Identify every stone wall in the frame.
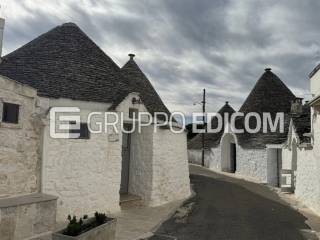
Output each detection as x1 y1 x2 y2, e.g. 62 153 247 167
0 76 40 198
42 99 122 222
0 194 57 240
236 147 268 183
151 128 190 206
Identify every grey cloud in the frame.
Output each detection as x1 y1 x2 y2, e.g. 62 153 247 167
2 0 320 114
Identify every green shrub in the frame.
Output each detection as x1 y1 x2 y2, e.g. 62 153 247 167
64 215 84 236
95 211 107 225
64 212 109 236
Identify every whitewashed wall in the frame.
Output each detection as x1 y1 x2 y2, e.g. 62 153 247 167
189 145 269 183
209 147 222 170
282 148 293 170
310 69 320 96
42 98 122 222
282 122 299 171
236 147 268 183
295 104 320 215
266 148 281 187
295 148 320 215
0 76 40 198
188 147 221 170
42 93 191 221
151 128 190 206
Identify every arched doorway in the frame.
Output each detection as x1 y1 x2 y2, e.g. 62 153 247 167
221 133 237 173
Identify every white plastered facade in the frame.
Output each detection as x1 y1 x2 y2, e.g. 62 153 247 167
40 92 190 222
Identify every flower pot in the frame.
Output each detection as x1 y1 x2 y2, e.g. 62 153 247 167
52 218 116 240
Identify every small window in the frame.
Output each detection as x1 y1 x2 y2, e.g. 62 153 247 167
2 102 20 124
129 108 139 119
69 122 90 139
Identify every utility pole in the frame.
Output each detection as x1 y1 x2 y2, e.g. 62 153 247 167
201 88 206 167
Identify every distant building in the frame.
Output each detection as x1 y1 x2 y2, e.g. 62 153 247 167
189 69 297 185
281 64 320 215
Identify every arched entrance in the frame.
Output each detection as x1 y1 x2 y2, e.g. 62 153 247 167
221 133 237 173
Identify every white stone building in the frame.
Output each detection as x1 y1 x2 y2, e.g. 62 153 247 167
0 22 190 239
188 68 297 186
281 64 320 215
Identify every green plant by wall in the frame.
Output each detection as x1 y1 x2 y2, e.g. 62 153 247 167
64 215 84 236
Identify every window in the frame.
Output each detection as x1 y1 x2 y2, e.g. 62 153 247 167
2 102 20 124
69 122 90 139
129 108 139 119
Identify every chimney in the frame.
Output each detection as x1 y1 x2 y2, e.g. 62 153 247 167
0 18 4 57
291 97 303 115
128 53 135 60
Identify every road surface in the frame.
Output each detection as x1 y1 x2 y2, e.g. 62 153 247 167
154 165 318 240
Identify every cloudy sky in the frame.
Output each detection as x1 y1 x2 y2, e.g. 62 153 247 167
1 0 320 114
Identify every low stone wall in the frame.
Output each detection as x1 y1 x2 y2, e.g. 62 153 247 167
189 146 268 183
0 193 57 240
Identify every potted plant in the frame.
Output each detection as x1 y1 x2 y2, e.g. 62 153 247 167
52 212 116 240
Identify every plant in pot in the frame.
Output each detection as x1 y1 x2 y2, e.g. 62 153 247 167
52 212 116 240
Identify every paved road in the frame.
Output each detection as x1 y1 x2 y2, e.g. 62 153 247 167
154 165 318 240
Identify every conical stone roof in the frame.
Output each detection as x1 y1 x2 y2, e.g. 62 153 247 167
0 23 172 117
114 56 171 118
0 23 126 103
236 68 296 148
240 68 296 114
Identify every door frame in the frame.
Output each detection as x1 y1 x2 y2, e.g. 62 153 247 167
120 124 132 194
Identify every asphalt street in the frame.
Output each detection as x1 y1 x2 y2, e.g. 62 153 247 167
154 166 318 240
